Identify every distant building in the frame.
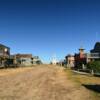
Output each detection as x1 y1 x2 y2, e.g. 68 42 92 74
31 56 42 65
51 59 57 65
51 54 57 65
74 47 87 69
66 48 86 68
0 43 42 68
13 54 32 66
74 42 100 68
65 48 86 69
65 42 100 69
65 54 75 68
10 54 42 66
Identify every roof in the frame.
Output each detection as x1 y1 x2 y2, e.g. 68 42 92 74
94 42 100 49
15 54 32 58
65 54 74 58
91 42 100 53
0 44 10 49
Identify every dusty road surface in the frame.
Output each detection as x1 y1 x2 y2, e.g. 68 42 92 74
0 65 92 100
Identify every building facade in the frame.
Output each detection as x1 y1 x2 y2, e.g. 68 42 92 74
0 44 10 57
14 54 33 66
65 54 75 68
66 42 100 69
74 47 87 69
31 56 42 65
10 54 42 67
86 42 100 63
0 44 10 67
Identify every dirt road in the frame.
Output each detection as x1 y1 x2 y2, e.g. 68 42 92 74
0 65 92 100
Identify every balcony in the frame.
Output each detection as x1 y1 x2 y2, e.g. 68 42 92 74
87 53 100 58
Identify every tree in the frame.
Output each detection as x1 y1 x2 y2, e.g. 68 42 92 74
87 61 100 73
36 60 42 64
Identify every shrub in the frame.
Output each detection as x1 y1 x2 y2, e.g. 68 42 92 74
87 61 100 73
36 60 42 64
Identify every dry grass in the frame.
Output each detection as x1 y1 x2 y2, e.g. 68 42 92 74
0 65 94 100
65 69 100 100
0 67 35 76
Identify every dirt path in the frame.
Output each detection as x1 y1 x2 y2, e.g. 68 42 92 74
0 65 92 100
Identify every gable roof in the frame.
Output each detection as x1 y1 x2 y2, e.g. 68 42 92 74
91 42 100 53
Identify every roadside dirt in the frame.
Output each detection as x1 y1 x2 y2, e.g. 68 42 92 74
0 65 93 100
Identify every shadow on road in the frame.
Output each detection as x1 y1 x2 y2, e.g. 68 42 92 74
82 84 100 93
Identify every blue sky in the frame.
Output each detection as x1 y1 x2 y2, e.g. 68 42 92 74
0 0 100 63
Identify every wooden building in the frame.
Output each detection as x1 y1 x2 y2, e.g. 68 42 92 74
12 54 33 66
0 44 10 67
86 42 100 63
11 54 42 66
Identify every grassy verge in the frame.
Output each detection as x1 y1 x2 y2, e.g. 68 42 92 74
65 69 100 100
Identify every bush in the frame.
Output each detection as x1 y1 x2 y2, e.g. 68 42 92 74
36 60 42 64
87 61 100 73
